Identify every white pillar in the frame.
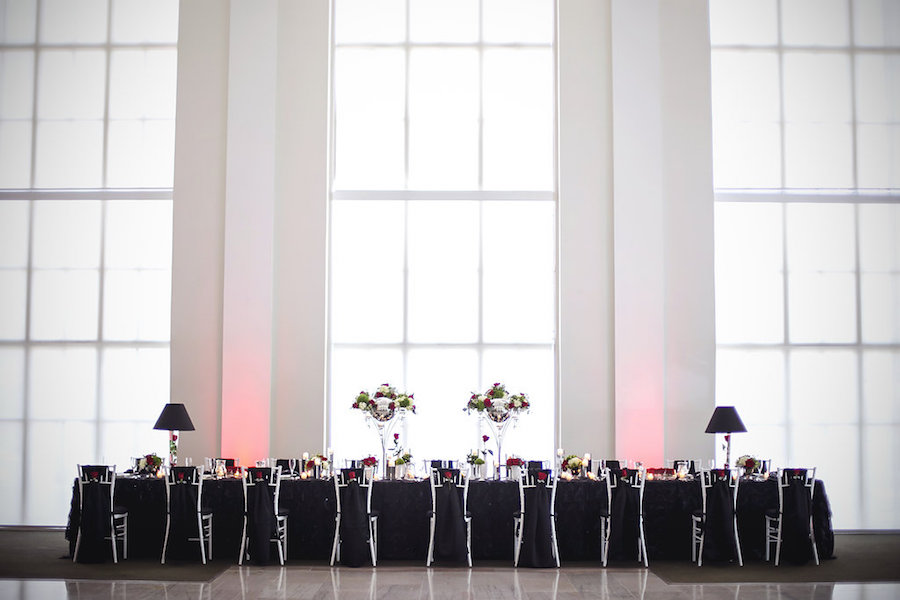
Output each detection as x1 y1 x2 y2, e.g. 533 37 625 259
219 0 278 464
611 0 716 464
559 0 716 466
170 0 230 463
171 0 330 465
558 0 616 458
270 0 330 457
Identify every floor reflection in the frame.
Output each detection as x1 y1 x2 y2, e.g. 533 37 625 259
0 566 897 600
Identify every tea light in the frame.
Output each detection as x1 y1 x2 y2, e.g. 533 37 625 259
300 471 309 480
156 469 165 478
587 471 596 480
646 472 655 480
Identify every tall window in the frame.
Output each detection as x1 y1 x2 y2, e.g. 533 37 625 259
329 0 557 467
0 0 178 525
710 0 899 529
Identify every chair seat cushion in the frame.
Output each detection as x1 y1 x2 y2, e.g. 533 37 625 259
112 505 128 516
764 508 780 519
200 507 214 516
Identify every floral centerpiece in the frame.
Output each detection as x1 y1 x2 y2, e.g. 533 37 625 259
736 455 759 473
138 453 163 475
465 383 530 479
465 383 530 423
304 453 329 471
352 383 416 477
562 454 583 475
353 383 416 422
361 456 378 468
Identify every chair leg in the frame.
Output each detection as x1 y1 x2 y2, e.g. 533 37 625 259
550 515 560 568
513 518 523 567
697 530 705 567
369 517 377 567
162 512 171 564
121 515 127 560
72 527 81 563
426 515 436 566
638 516 649 567
466 519 472 568
774 518 783 567
196 512 206 565
600 517 609 567
238 516 248 565
110 514 118 564
733 516 743 567
330 514 340 566
208 515 214 560
809 516 819 566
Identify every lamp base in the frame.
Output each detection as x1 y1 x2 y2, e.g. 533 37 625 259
168 430 178 467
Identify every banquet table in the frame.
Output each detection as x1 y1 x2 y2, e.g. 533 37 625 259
66 474 833 565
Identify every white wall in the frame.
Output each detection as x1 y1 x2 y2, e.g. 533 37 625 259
171 0 715 466
172 0 329 464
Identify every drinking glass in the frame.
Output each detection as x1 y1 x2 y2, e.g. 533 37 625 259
289 458 297 475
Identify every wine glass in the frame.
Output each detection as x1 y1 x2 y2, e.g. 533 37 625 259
289 458 297 476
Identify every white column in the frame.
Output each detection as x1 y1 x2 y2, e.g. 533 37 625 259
557 0 616 458
270 0 330 457
611 0 667 465
170 0 230 463
559 0 716 466
611 0 716 464
219 0 278 464
658 0 717 461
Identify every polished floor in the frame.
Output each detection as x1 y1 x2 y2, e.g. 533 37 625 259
2 566 899 600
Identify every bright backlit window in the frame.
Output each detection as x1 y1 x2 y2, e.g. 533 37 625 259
329 0 557 469
710 0 900 529
0 0 178 526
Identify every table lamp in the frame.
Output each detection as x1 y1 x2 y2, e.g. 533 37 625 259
704 406 746 468
153 403 195 467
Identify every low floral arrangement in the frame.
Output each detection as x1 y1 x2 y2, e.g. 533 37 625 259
736 455 759 473
506 457 524 467
353 383 416 422
361 456 378 468
465 383 530 422
467 435 493 465
305 454 329 470
466 452 485 466
562 454 583 472
394 452 413 465
138 453 163 475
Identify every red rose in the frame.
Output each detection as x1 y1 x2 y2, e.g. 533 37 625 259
444 471 452 479
482 435 490 443
388 402 396 410
537 471 547 481
484 398 492 407
394 433 399 440
348 470 356 479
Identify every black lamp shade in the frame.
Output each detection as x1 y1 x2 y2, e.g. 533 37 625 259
704 406 747 434
153 403 195 431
